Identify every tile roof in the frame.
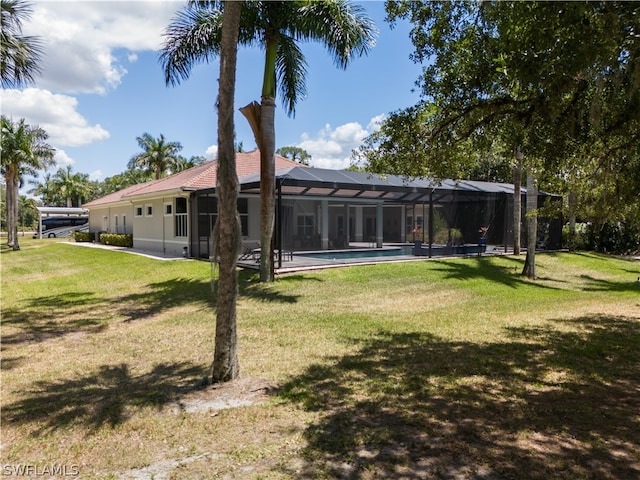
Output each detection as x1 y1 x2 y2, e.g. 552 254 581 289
84 150 302 207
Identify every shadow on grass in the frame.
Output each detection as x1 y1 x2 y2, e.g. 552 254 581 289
1 291 109 345
278 314 640 479
430 255 560 290
118 277 215 322
237 270 307 304
3 272 301 346
2 361 206 434
578 274 640 293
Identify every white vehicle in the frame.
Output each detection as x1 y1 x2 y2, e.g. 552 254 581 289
34 216 88 238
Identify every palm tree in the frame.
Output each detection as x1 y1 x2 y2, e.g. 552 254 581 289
0 0 43 88
172 155 207 174
128 133 183 180
52 165 91 207
161 0 377 281
18 194 38 234
28 172 57 205
210 0 242 383
1 115 55 249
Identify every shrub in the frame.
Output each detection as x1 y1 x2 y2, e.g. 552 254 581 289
73 231 95 243
585 221 640 255
100 233 133 248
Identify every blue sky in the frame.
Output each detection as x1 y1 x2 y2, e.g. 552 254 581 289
3 1 423 184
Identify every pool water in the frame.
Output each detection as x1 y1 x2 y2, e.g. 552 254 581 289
297 246 414 260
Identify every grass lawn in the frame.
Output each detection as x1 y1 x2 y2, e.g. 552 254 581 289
1 237 639 479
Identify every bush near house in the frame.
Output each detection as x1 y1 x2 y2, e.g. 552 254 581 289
99 233 133 248
73 231 95 243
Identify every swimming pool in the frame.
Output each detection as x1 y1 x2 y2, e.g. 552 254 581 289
297 246 414 260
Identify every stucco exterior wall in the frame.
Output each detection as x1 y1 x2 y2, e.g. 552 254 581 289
131 197 188 257
88 204 134 236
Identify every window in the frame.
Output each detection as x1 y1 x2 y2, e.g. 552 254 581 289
237 198 248 236
145 204 153 217
164 202 173 216
114 215 119 233
123 215 127 234
175 197 187 237
135 206 143 217
176 197 187 214
297 215 314 237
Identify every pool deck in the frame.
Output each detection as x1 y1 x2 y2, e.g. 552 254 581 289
68 241 510 274
238 243 510 274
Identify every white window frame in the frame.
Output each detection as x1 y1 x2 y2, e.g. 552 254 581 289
145 204 153 217
135 205 143 218
164 201 173 217
297 214 315 237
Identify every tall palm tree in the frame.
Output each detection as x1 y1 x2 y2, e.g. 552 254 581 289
52 165 91 207
1 115 55 249
128 133 183 180
28 172 57 205
210 0 242 383
0 0 43 88
161 0 377 281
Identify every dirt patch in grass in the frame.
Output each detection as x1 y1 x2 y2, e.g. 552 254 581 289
167 376 278 414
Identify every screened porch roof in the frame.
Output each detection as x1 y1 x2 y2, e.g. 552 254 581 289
235 166 556 203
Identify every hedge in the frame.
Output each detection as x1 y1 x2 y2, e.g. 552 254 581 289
100 233 133 248
73 231 95 243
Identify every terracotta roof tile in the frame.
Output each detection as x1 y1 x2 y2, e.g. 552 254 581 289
84 150 303 207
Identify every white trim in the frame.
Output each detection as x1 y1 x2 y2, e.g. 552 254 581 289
164 201 173 217
145 204 153 217
134 205 143 218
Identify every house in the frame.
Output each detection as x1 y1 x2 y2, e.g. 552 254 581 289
83 149 563 260
83 150 302 257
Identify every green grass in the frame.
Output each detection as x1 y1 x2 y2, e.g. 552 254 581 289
2 238 639 479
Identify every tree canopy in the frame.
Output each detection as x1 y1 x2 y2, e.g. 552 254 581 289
357 1 639 254
1 116 55 249
128 133 184 180
276 146 311 166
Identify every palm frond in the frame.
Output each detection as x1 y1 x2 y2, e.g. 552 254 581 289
276 35 308 116
295 0 377 69
160 5 224 86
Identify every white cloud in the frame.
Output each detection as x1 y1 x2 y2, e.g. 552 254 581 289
54 149 74 167
296 116 383 169
24 1 181 94
205 144 218 160
2 88 110 147
367 113 387 132
89 170 103 181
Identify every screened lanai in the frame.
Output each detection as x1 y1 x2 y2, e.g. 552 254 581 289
189 166 562 263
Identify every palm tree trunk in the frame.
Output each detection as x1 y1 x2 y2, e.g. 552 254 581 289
11 177 20 250
522 166 538 279
211 0 241 383
513 145 522 255
259 95 276 282
5 169 18 248
258 36 278 282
